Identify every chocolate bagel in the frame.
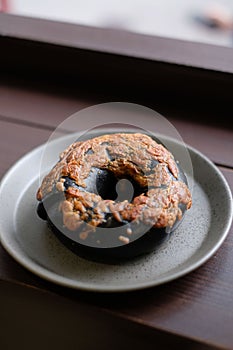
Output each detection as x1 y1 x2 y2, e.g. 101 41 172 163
37 132 192 262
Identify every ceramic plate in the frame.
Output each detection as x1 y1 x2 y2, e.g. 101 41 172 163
0 134 232 292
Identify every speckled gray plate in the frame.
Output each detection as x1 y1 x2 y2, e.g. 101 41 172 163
0 134 232 292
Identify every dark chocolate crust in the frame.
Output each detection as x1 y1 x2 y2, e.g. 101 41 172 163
37 133 192 248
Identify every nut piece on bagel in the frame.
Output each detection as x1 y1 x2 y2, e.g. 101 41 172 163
37 132 192 262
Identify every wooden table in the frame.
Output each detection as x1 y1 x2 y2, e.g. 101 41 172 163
0 19 233 350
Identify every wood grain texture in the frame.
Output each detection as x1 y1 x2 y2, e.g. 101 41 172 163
169 118 233 168
0 80 232 169
0 82 90 129
0 120 53 178
1 12 233 74
0 281 216 350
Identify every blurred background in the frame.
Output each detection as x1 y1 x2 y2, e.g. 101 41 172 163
1 0 233 47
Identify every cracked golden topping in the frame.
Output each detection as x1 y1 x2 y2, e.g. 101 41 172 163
37 133 192 235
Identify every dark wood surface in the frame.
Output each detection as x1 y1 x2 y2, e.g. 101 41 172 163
0 73 233 349
1 12 233 73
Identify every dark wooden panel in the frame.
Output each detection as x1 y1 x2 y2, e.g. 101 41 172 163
0 120 53 178
169 117 233 168
0 281 215 350
0 82 89 129
1 35 233 112
0 80 232 168
1 12 233 74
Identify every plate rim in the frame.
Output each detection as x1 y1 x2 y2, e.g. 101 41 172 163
0 134 232 293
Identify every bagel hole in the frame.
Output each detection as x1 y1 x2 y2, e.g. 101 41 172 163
95 169 118 200
62 169 148 202
96 169 148 202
